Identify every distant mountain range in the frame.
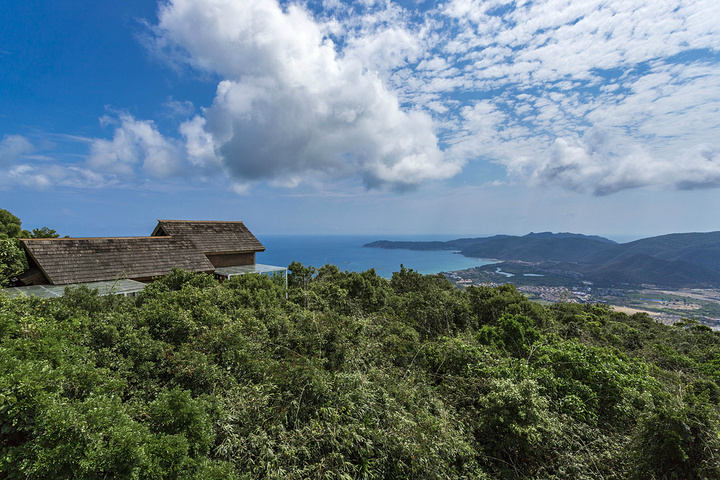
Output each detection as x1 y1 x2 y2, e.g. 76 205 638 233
364 232 720 288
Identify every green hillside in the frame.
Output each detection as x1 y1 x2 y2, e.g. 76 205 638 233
2 265 720 479
366 231 720 288
581 253 720 287
585 232 720 272
460 236 614 262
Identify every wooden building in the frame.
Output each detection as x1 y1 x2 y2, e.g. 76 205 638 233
151 220 265 268
8 221 282 298
20 236 214 286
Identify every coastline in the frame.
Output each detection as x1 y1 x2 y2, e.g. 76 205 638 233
255 234 493 278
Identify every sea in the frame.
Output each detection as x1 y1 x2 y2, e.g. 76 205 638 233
254 234 496 279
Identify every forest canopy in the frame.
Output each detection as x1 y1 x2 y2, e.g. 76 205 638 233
1 264 720 479
0 208 60 287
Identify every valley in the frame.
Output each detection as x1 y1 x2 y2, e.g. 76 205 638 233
367 231 720 328
442 261 720 328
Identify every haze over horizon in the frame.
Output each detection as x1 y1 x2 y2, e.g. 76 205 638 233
1 0 719 239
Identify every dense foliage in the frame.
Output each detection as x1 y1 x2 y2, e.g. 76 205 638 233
2 264 720 479
0 208 60 286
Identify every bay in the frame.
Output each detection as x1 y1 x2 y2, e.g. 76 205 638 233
255 234 495 278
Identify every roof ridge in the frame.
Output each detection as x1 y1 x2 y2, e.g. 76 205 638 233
22 236 174 241
157 220 246 224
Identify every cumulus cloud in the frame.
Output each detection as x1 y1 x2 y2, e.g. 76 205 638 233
674 144 720 190
153 0 461 189
507 128 720 195
1 114 213 191
180 115 222 171
88 113 185 177
7 0 720 197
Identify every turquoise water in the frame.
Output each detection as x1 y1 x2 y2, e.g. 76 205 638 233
255 235 494 278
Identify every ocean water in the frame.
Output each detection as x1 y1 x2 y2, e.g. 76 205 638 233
255 234 494 278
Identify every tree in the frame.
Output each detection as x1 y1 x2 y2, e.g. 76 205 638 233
25 227 60 238
0 209 22 239
0 239 27 286
632 393 720 479
0 209 63 286
3 264 720 478
1 208 61 239
288 261 316 289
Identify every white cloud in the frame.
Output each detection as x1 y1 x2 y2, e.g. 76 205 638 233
2 164 53 190
0 159 113 192
10 164 110 190
88 113 185 177
423 0 720 194
345 25 423 76
153 0 461 190
506 128 720 195
7 0 720 199
674 144 720 190
0 135 110 190
1 114 222 191
444 0 720 80
163 97 195 118
180 115 222 170
0 135 34 166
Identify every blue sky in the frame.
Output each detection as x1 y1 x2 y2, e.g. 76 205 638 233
1 0 719 240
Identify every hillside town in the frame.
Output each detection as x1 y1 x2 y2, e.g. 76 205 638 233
442 267 720 329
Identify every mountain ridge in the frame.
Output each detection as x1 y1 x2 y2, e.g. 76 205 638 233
364 231 720 288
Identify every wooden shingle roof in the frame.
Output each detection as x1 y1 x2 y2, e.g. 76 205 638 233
22 236 215 285
152 220 265 254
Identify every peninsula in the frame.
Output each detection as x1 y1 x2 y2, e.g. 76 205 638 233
366 231 720 327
